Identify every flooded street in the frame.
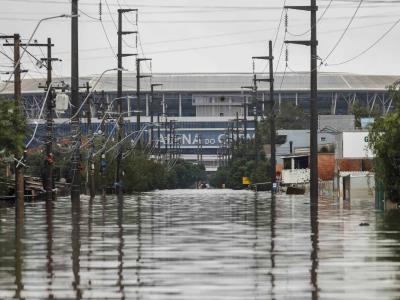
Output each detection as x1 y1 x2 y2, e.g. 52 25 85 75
0 189 400 299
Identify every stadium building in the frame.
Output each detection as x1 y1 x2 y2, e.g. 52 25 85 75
1 72 398 171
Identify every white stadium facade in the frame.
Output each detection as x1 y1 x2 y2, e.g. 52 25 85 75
1 72 398 171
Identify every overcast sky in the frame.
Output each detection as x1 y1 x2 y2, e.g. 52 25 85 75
1 0 400 80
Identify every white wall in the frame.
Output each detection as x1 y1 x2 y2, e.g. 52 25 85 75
342 132 374 158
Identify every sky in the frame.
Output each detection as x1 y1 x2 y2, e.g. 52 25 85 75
1 0 400 81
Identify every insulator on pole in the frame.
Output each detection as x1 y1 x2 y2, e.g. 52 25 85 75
99 0 102 21
285 10 288 32
285 46 289 63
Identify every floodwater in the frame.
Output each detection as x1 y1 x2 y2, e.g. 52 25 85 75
0 190 400 299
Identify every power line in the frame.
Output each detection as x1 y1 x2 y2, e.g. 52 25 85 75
325 16 400 66
287 0 334 37
272 0 287 51
322 0 364 63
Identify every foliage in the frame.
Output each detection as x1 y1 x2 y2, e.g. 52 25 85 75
349 101 381 128
0 100 27 156
369 85 400 203
168 160 206 189
259 102 309 144
91 148 206 192
210 139 270 189
0 100 28 195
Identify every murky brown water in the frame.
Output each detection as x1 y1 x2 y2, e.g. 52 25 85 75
0 189 400 299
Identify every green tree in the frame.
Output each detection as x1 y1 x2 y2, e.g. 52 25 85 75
350 101 380 128
259 102 309 144
0 100 27 195
0 100 27 156
369 85 400 203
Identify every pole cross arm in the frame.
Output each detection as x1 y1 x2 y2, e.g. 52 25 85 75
118 9 138 13
285 40 318 46
252 56 273 60
241 86 253 90
120 53 137 57
284 5 318 11
151 83 163 87
0 35 14 39
120 31 138 35
138 58 152 62
256 78 272 83
19 43 54 47
40 58 61 61
140 75 152 78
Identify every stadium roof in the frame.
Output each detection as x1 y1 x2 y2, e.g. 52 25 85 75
1 72 399 94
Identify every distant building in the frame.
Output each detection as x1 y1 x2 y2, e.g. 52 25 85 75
0 72 397 171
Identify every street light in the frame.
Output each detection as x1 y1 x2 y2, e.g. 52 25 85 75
0 14 78 93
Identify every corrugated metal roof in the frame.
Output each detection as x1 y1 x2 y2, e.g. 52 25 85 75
1 72 398 94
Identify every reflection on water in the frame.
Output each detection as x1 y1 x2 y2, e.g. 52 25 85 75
0 190 400 299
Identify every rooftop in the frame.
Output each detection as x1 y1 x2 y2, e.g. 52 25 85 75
1 72 399 94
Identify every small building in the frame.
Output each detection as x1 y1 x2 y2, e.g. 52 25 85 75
281 154 310 185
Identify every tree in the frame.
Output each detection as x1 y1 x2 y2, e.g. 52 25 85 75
349 101 380 128
369 84 400 203
0 100 27 195
259 102 309 144
0 100 27 156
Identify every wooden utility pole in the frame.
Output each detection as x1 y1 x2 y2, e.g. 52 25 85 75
44 38 54 201
253 40 276 193
268 41 276 194
85 82 95 198
136 57 152 134
285 0 319 204
116 8 137 194
2 34 25 208
150 84 163 149
71 0 81 202
13 34 24 210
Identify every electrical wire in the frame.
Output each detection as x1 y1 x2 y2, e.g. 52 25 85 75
272 0 287 51
325 16 400 66
322 0 364 64
287 0 334 37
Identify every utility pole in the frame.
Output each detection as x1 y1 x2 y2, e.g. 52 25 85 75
164 116 168 162
85 82 95 198
253 40 276 193
40 38 56 201
71 0 80 202
2 34 25 208
285 0 318 204
44 38 54 202
235 112 240 149
252 74 259 161
241 87 252 143
136 58 152 135
157 114 161 160
116 8 137 195
11 34 24 209
150 84 163 149
13 34 24 208
269 41 276 194
6 38 60 201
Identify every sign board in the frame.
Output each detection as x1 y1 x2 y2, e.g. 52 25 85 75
342 132 374 158
159 130 255 148
360 118 375 129
242 177 250 185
